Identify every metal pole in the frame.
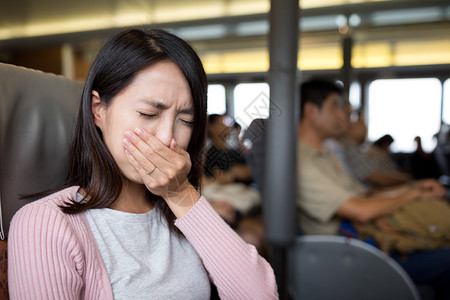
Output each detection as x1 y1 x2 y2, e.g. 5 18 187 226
265 0 299 298
342 36 353 96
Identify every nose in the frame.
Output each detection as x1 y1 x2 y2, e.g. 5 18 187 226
154 117 174 147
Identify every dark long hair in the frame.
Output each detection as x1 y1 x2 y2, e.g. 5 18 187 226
61 29 207 234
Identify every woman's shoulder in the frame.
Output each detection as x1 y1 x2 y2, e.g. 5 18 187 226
9 186 90 249
11 186 80 224
35 186 79 205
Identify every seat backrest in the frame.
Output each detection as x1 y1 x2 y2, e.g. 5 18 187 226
433 123 450 178
436 123 450 145
243 118 268 194
288 235 420 300
0 63 83 240
0 63 82 298
434 144 450 177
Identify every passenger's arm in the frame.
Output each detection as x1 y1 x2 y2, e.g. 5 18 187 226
336 187 422 223
210 164 253 184
370 178 446 199
364 170 411 187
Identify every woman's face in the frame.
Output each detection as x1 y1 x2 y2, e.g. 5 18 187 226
92 61 194 183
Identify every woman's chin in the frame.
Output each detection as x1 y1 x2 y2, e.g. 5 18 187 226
121 171 145 186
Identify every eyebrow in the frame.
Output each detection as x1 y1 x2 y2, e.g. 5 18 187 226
139 99 194 114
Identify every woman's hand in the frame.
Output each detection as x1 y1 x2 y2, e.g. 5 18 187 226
122 128 200 218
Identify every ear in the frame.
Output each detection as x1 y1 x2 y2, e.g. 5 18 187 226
91 90 105 130
303 102 318 120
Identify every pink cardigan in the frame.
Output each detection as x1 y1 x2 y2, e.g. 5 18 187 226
8 186 278 299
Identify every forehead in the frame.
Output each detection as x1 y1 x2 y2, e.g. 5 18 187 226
117 61 193 108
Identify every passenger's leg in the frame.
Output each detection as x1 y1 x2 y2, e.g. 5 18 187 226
392 247 450 300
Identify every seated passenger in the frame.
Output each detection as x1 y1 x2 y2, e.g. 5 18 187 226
366 134 403 173
411 135 441 179
202 114 260 215
203 114 265 255
8 29 277 300
325 108 411 188
204 114 253 184
297 79 450 299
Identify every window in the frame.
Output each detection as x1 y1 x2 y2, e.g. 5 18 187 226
233 83 270 130
207 84 226 115
367 78 441 152
349 81 361 110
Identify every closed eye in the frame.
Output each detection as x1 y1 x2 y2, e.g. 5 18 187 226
138 111 157 119
180 118 194 126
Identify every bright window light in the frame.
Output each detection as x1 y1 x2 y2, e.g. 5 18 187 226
207 84 226 115
367 78 442 153
349 81 361 110
233 83 270 130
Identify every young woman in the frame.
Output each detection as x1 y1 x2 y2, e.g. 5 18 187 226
8 29 278 299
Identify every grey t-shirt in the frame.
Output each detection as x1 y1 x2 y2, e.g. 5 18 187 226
83 196 210 299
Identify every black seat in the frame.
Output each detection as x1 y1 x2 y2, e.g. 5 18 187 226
0 63 83 299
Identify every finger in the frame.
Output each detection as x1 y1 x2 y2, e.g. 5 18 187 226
170 138 185 154
124 131 189 191
131 129 190 174
123 136 157 175
169 138 192 169
125 149 174 197
135 128 189 164
125 148 156 178
124 130 173 171
125 147 169 185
